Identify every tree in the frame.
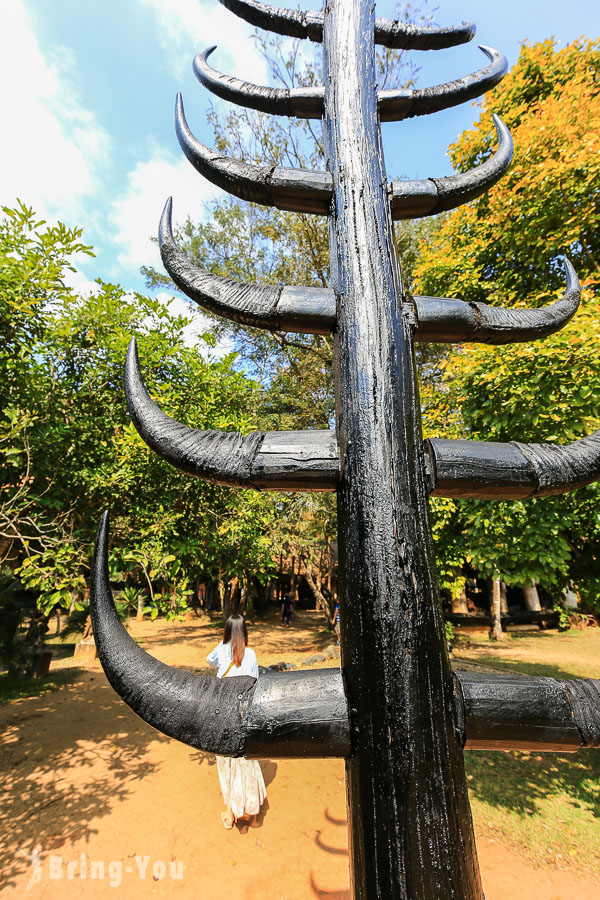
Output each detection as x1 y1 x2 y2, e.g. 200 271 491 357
415 39 600 607
0 203 279 622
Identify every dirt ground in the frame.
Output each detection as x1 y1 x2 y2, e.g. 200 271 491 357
1 611 598 899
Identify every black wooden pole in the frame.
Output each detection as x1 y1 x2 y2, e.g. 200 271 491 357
323 2 483 896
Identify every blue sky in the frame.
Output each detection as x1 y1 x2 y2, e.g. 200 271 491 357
2 0 599 317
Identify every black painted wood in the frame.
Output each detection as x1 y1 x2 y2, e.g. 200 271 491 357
125 345 600 500
159 210 580 345
125 338 338 490
244 669 350 757
390 114 513 219
175 92 511 222
89 522 600 759
217 0 476 50
193 45 506 123
323 3 483 897
175 93 332 215
456 673 582 751
91 513 350 758
91 512 256 755
427 429 600 499
159 198 335 334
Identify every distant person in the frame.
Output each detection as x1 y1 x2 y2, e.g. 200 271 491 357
207 615 266 830
281 591 294 626
331 601 340 644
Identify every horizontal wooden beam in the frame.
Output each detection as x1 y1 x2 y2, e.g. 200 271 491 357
127 343 600 499
455 672 600 752
217 0 475 50
160 201 579 343
91 516 600 758
193 45 507 123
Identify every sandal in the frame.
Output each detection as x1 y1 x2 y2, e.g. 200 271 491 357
221 811 234 830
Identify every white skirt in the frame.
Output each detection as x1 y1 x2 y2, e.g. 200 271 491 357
216 755 267 819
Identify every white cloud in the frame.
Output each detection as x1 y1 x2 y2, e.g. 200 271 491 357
138 0 269 83
110 146 220 274
0 1 110 227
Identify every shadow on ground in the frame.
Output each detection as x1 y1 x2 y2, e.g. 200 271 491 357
465 748 600 819
0 673 166 889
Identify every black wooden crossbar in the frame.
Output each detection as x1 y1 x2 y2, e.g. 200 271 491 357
158 199 580 341
124 345 600 500
90 519 600 756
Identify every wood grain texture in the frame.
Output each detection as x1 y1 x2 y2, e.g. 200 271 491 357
323 2 483 897
125 343 600 502
244 668 350 757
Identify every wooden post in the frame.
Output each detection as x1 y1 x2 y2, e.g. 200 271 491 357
323 2 483 895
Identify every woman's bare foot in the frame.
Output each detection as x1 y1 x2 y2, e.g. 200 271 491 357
236 814 251 834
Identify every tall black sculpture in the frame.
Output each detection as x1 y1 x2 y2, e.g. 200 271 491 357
90 1 600 896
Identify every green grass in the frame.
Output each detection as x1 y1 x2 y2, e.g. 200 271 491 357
0 669 81 704
456 628 600 878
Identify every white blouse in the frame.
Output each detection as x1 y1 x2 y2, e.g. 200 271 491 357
207 641 259 679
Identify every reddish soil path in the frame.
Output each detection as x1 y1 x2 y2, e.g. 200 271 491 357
1 612 597 899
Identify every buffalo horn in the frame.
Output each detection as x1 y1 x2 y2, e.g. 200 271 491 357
159 198 335 333
217 0 475 50
390 114 513 219
415 259 580 344
90 512 351 757
125 339 339 490
175 93 332 214
194 45 506 123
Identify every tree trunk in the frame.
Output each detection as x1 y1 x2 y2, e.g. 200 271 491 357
324 3 483 895
216 577 225 614
136 593 145 620
523 578 541 611
290 557 299 604
500 580 509 615
489 577 504 641
452 588 469 615
303 561 331 622
224 576 239 619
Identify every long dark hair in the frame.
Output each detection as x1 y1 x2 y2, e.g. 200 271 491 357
223 614 248 667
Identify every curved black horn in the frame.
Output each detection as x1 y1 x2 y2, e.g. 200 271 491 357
160 206 577 343
91 512 350 757
379 46 508 122
159 198 335 333
175 93 332 214
126 339 339 490
415 259 581 344
193 47 324 118
390 114 513 219
125 338 263 487
514 428 600 497
217 0 475 50
159 197 279 329
194 45 506 123
92 516 595 755
218 0 324 41
427 423 600 500
90 511 255 754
